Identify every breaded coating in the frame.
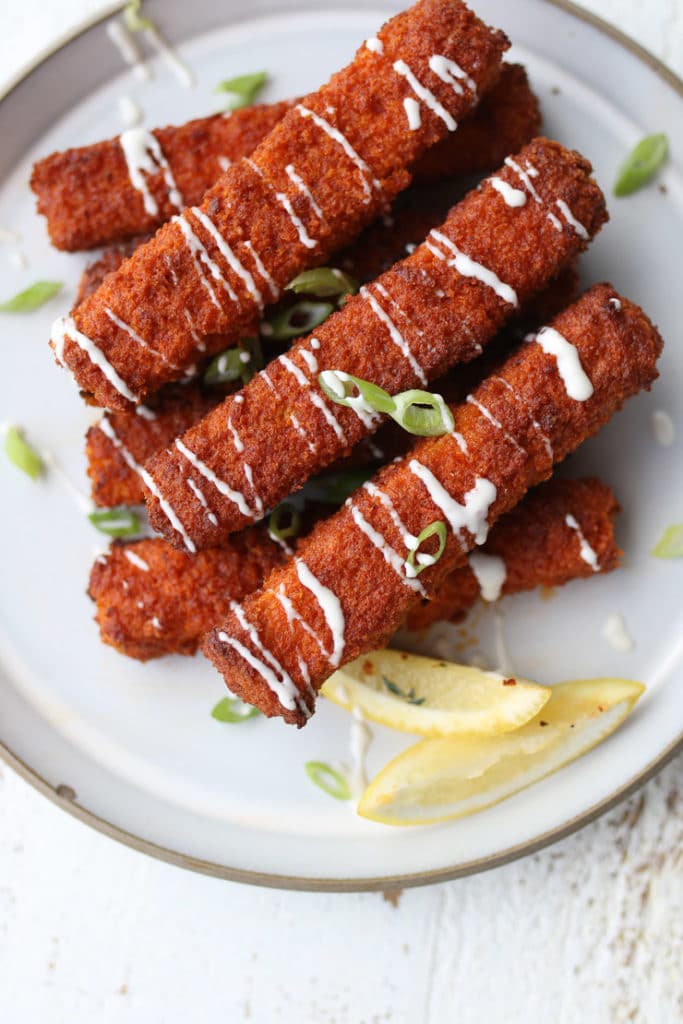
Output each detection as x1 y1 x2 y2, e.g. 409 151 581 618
50 0 509 409
145 138 607 552
33 63 536 253
88 530 283 660
87 476 616 661
405 476 620 629
202 284 663 725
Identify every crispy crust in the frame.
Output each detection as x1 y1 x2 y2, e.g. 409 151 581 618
50 0 509 409
88 530 283 661
145 138 607 551
405 476 620 629
202 284 663 726
32 63 537 253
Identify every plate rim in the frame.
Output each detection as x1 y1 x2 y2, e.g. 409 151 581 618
1 0 681 892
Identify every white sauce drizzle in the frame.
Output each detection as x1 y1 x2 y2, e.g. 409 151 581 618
427 230 518 307
290 412 317 454
118 94 143 128
300 348 319 375
565 513 600 571
218 606 306 714
652 410 675 447
190 207 261 305
361 285 427 385
363 481 418 550
493 376 554 460
409 461 496 546
106 20 151 81
136 404 156 421
296 104 381 202
142 24 195 88
280 355 347 444
273 585 326 656
349 706 373 799
119 128 183 218
489 176 527 207
125 550 150 572
186 477 218 526
532 327 594 401
285 164 325 222
318 370 379 430
403 98 422 130
602 613 634 652
295 559 345 667
104 307 177 369
217 156 231 172
172 213 230 310
493 606 514 675
52 316 138 404
151 616 162 630
428 54 477 97
609 297 622 311
175 438 254 519
556 199 589 239
468 552 506 601
466 395 526 455
393 60 457 132
347 502 427 597
274 189 317 249
242 241 279 301
98 417 196 553
365 36 383 54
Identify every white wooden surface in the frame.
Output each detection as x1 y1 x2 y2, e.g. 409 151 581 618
1 2 682 1021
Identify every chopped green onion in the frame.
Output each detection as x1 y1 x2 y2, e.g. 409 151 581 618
391 389 454 436
405 520 447 577
211 696 260 722
0 280 62 313
304 467 376 505
288 267 358 299
304 761 351 801
651 523 683 559
614 133 668 196
268 503 301 541
123 0 153 32
4 425 44 480
204 336 262 387
215 71 268 111
264 300 334 341
319 371 454 437
88 507 140 537
382 676 425 706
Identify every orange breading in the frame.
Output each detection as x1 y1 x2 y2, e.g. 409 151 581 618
202 284 663 726
50 0 509 410
405 477 620 629
87 476 616 661
145 138 606 552
32 63 538 253
88 529 283 661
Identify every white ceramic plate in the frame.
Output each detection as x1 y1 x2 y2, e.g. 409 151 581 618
1 0 681 890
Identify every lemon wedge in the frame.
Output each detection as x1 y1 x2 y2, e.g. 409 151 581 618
321 648 550 737
357 678 644 826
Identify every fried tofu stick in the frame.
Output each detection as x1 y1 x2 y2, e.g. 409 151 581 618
88 476 618 661
405 476 620 629
49 0 509 410
202 284 663 726
33 63 536 252
145 138 606 552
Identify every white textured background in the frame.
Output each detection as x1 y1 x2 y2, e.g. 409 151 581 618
1 3 682 1022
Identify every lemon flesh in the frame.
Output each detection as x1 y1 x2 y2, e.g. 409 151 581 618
321 648 550 737
358 678 645 825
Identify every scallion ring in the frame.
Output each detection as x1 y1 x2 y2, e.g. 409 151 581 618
268 503 301 542
318 370 395 416
88 507 140 537
390 390 454 437
123 0 153 31
204 348 243 386
303 467 377 505
264 300 334 341
614 133 668 196
287 267 358 299
405 521 447 577
304 761 351 801
651 523 683 559
211 696 260 722
4 425 44 480
0 280 62 313
214 71 268 111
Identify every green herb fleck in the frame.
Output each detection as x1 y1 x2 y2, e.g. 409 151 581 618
215 71 268 111
651 523 683 559
0 280 62 313
263 300 334 341
304 761 351 801
88 507 140 537
288 267 358 301
211 696 260 722
4 425 43 480
382 676 425 705
614 133 669 196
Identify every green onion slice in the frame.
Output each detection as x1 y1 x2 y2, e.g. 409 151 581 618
304 467 376 505
304 761 351 801
0 280 62 313
614 133 669 196
319 370 395 417
88 507 140 537
287 267 358 299
268 502 301 542
211 696 260 722
204 336 262 387
4 425 44 480
264 301 334 341
391 389 454 437
405 520 447 577
123 0 153 32
215 71 268 111
651 523 683 559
